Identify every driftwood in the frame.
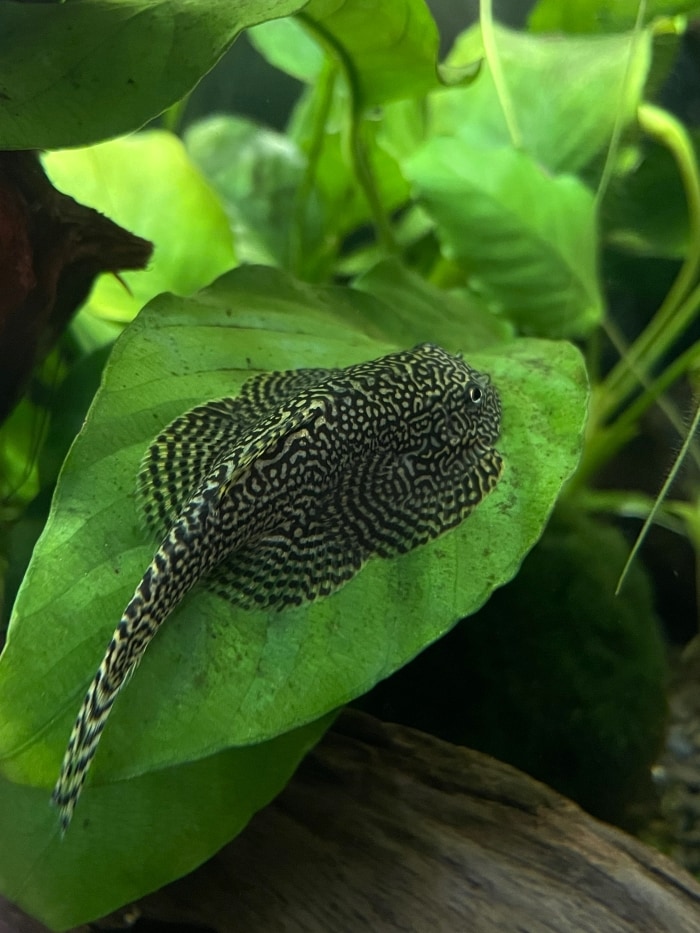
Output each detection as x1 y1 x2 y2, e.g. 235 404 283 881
116 711 700 933
0 150 152 425
4 710 700 932
0 901 86 933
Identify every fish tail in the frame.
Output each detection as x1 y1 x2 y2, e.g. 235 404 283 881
52 474 232 832
51 584 162 833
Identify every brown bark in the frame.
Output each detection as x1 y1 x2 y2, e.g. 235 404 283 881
136 711 700 933
4 711 700 933
0 151 152 424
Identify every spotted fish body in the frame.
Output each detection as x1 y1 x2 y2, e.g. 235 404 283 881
52 343 503 830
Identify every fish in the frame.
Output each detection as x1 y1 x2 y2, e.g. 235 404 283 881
51 342 503 831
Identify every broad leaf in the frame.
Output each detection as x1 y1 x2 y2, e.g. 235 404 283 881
249 16 327 82
185 115 327 275
0 715 333 931
253 0 446 106
528 0 700 33
406 139 603 339
353 258 515 348
0 264 587 793
0 0 307 149
44 132 236 327
431 22 651 175
0 265 587 930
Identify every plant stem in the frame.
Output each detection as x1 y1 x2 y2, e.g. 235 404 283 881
569 339 700 490
161 97 189 135
297 13 397 255
290 60 338 276
616 395 700 594
603 326 700 467
479 0 522 149
593 0 647 212
598 103 700 422
348 114 396 254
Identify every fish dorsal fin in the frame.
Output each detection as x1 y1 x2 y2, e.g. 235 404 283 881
137 366 337 538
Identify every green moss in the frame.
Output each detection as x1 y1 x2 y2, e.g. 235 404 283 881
361 508 668 824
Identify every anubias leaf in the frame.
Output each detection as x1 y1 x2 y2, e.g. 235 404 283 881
0 0 308 150
406 139 603 339
431 22 651 175
253 0 447 106
0 264 587 928
528 0 700 33
0 715 333 931
43 132 236 327
184 114 329 276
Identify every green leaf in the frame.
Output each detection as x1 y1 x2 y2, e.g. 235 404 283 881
0 264 587 795
528 0 700 33
43 131 236 325
184 114 326 275
353 258 515 348
406 139 603 339
0 715 333 931
0 401 45 512
300 0 442 105
601 138 690 259
249 16 327 82
431 22 652 175
287 78 410 247
253 0 445 106
0 0 308 149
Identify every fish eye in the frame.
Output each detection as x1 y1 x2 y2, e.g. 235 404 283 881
467 384 483 405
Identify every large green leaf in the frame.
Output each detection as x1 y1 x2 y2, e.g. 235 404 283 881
0 0 307 149
0 264 587 794
353 258 515 348
528 0 700 33
252 0 445 106
249 15 327 82
405 139 603 339
43 131 236 327
431 22 651 175
184 115 328 276
0 715 333 931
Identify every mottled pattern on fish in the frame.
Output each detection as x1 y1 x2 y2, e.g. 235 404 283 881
51 343 503 831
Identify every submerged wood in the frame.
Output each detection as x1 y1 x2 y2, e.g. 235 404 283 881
4 710 699 931
114 710 700 933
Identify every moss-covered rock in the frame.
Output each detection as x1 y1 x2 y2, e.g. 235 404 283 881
360 508 668 824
